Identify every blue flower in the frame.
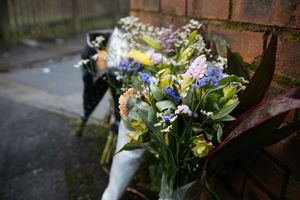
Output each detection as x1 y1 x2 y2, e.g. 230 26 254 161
163 87 181 102
211 77 219 87
198 77 210 87
138 72 151 85
118 57 142 74
161 114 174 122
191 84 197 89
207 66 223 79
197 66 224 88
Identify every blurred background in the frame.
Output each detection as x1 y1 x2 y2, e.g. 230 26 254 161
0 1 156 200
0 0 129 42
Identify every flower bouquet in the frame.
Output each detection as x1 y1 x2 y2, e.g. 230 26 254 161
113 17 300 199
105 17 300 199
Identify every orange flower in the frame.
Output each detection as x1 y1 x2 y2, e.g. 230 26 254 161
119 88 135 118
96 50 107 72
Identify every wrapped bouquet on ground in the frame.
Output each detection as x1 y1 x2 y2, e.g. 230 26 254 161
114 17 300 199
76 16 300 199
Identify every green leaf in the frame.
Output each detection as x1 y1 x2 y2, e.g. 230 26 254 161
150 80 165 101
188 30 198 42
178 47 195 62
219 75 245 86
156 100 176 111
234 33 278 116
116 143 145 154
219 115 236 122
182 76 195 91
143 35 161 50
147 106 155 122
211 102 239 120
216 124 223 143
203 84 226 100
136 100 150 111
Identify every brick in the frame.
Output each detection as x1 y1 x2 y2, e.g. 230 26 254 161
161 0 186 16
144 0 160 12
266 134 300 177
245 153 285 196
275 39 300 81
130 0 144 10
286 174 300 200
207 26 264 63
160 15 189 29
243 178 272 200
232 0 300 28
187 0 229 20
130 11 161 26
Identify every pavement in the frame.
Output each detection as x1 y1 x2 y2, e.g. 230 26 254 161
0 37 110 122
0 37 111 200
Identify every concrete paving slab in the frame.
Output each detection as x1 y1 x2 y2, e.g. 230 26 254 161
0 36 85 71
6 55 82 96
0 98 109 200
0 72 110 122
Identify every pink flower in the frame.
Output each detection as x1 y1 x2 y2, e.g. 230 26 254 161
175 104 193 117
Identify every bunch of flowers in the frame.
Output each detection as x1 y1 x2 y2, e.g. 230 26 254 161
76 16 300 199
114 17 248 198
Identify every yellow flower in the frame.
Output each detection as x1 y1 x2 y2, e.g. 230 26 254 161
126 50 153 66
129 117 148 133
119 88 135 118
126 131 143 143
192 135 214 158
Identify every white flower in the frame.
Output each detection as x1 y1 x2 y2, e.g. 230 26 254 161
200 110 214 117
74 59 89 68
92 36 105 48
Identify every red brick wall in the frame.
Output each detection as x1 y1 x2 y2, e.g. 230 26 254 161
130 0 300 199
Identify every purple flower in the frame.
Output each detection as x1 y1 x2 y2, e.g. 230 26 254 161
163 87 181 102
161 113 175 122
118 57 142 74
184 55 207 79
138 72 151 85
158 26 178 53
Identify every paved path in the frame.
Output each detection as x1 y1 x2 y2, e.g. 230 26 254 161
0 54 110 121
0 98 109 200
0 40 111 200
